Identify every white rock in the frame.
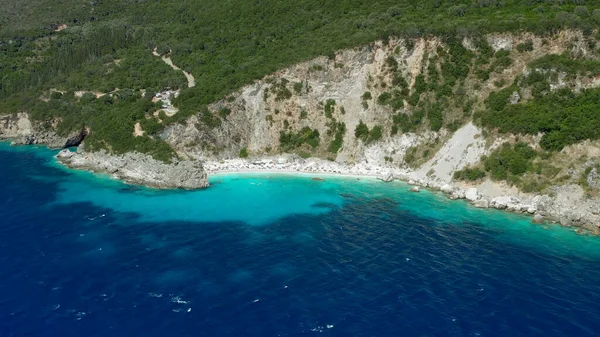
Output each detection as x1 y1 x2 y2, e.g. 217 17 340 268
473 199 489 208
465 188 480 201
440 184 454 194
410 186 420 192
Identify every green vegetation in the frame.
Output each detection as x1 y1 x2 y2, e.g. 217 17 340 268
279 127 320 152
479 85 600 151
454 142 539 184
324 99 336 118
293 82 303 94
354 121 370 142
484 142 537 181
219 108 232 119
272 79 293 101
453 168 486 181
239 147 249 158
327 121 347 154
391 110 425 135
427 103 444 131
516 40 534 52
2 0 600 158
528 53 600 77
354 121 383 144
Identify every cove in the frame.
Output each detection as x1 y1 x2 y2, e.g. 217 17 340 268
1 142 600 336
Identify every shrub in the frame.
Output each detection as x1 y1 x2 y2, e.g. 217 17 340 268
279 127 320 151
324 99 336 118
354 120 370 141
368 125 383 143
516 40 534 52
377 92 392 105
219 107 231 118
453 168 486 181
427 104 444 131
328 122 346 153
483 142 537 181
293 82 303 94
362 91 372 100
239 147 249 158
448 4 467 17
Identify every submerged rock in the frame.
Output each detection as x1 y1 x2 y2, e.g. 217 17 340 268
56 149 209 189
532 214 545 224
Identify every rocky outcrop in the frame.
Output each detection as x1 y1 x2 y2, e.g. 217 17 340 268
56 149 209 189
0 113 69 148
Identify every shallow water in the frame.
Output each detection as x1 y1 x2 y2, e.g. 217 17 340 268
1 142 600 336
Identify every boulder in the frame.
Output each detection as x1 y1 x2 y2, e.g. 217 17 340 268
587 167 599 189
440 184 454 194
473 199 489 208
509 91 521 105
410 186 420 192
532 214 545 224
380 173 394 182
465 188 480 201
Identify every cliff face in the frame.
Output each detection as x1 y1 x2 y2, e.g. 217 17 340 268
0 113 210 189
0 112 69 148
2 30 599 230
56 149 209 189
165 31 595 164
159 30 600 232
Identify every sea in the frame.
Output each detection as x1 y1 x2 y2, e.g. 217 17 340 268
1 142 600 336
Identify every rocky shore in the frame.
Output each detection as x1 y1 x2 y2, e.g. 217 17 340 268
56 149 209 189
205 155 600 235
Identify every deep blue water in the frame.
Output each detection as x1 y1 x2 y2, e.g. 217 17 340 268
2 143 600 336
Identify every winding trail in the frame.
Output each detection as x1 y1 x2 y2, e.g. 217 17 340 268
152 49 196 88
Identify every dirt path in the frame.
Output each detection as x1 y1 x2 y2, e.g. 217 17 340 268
153 49 196 88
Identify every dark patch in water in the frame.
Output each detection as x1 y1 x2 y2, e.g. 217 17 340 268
1 145 600 336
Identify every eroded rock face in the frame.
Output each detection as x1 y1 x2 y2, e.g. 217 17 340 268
587 168 600 189
0 113 67 148
56 149 209 189
63 128 88 148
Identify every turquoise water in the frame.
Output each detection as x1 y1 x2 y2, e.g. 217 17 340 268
2 141 600 336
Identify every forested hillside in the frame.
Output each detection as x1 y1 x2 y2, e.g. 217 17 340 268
1 0 600 159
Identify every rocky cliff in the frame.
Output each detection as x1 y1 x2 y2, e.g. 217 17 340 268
0 113 209 189
2 30 599 233
159 30 600 233
0 112 67 148
56 149 209 189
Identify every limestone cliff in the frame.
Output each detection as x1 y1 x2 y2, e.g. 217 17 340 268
160 30 600 233
56 149 209 189
3 30 599 232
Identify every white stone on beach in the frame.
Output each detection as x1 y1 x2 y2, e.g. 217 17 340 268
465 188 480 201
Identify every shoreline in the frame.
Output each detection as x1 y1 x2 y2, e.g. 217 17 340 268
203 158 600 236
208 169 382 180
1 140 598 236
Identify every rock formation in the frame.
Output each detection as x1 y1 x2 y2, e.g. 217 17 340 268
56 149 209 189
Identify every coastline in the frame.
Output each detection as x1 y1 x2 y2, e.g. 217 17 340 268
0 139 598 236
203 157 600 236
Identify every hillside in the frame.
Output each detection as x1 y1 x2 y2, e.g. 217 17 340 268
2 1 600 156
1 1 600 231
